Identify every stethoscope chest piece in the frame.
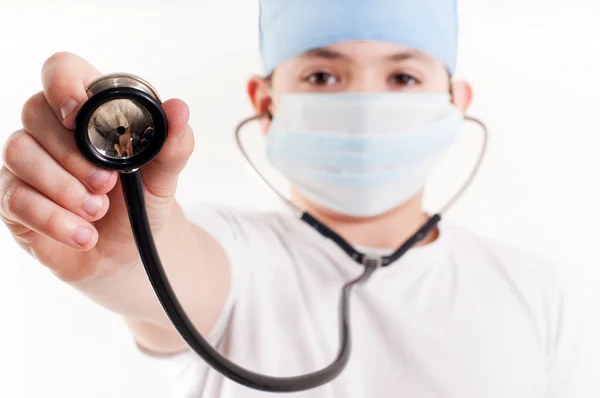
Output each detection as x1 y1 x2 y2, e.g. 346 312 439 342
74 73 168 172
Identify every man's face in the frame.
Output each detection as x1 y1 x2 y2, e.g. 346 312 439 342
246 40 472 217
248 40 470 118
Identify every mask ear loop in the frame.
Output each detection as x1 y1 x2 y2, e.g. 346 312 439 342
234 113 489 266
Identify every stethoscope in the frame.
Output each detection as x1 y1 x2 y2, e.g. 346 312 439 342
73 73 488 393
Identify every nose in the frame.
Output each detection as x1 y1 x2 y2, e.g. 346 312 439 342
346 69 387 92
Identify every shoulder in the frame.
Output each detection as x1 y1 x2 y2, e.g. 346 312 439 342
444 223 560 275
182 201 296 228
440 223 596 362
444 225 599 393
181 201 301 246
442 224 585 343
441 223 568 305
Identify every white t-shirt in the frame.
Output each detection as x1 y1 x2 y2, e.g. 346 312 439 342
149 204 598 397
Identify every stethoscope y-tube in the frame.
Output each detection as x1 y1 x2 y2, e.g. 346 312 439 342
74 74 488 393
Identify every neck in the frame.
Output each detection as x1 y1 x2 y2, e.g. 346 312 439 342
291 190 438 250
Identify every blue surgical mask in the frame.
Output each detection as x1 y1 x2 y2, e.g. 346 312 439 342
265 92 464 217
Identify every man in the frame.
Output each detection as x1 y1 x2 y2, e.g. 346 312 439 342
0 0 596 396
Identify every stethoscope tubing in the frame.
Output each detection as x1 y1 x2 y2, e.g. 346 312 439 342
76 81 489 393
121 170 378 392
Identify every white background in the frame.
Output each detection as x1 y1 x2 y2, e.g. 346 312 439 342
1 0 599 396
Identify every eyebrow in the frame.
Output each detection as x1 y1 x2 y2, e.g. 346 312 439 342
303 48 350 60
302 48 432 64
386 50 430 63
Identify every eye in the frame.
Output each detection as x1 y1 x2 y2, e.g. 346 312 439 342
389 73 419 87
306 72 339 86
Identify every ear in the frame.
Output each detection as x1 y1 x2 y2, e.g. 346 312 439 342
450 80 473 114
247 75 273 133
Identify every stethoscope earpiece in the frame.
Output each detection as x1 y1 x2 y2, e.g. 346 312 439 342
74 74 168 172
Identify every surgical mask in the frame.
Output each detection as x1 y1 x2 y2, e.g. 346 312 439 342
265 92 464 217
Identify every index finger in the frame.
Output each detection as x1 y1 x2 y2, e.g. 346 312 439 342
41 52 102 130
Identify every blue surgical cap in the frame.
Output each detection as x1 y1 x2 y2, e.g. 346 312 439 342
259 0 459 76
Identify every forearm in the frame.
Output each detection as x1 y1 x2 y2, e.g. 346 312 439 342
73 201 231 353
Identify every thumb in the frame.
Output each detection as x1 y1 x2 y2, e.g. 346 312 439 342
139 98 195 200
41 52 102 129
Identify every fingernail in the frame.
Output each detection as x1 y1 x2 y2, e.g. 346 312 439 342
82 194 103 217
72 226 93 247
60 98 79 120
87 169 111 190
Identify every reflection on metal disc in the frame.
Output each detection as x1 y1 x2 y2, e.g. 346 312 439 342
87 99 155 159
